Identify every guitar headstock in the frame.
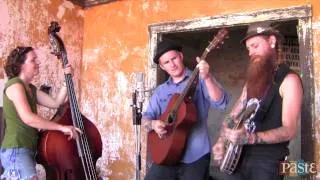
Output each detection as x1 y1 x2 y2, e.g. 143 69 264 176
200 28 228 60
207 28 229 51
48 21 67 65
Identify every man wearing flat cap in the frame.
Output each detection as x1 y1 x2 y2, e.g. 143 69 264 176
213 22 303 180
142 39 228 179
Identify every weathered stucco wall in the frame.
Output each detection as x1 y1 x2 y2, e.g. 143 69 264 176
0 0 84 111
0 0 84 179
82 0 320 179
1 0 320 179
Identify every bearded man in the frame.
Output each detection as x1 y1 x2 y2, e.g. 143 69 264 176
212 22 303 180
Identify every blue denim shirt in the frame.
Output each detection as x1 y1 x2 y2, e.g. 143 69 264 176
143 68 228 163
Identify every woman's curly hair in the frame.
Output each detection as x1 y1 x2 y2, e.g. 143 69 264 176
5 46 34 79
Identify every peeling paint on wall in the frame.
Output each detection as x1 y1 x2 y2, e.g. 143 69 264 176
83 1 320 179
0 0 83 179
57 0 75 19
2 0 320 179
80 71 135 179
314 22 320 29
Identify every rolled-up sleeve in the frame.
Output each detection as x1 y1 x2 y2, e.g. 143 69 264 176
199 79 228 110
142 91 160 120
210 91 228 110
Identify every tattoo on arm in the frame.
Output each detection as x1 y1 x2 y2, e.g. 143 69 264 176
224 115 235 128
229 90 247 121
218 116 233 143
254 133 267 144
142 120 153 132
256 127 293 144
245 133 267 145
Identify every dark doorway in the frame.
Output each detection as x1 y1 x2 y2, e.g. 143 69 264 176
147 5 313 179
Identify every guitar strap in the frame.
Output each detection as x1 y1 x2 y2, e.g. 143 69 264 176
251 63 292 131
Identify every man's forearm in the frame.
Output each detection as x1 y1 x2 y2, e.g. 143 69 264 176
204 74 224 102
142 119 153 132
251 126 296 144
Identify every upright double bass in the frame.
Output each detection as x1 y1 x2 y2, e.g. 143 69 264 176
37 22 102 180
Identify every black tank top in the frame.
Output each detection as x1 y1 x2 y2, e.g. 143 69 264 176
243 64 299 160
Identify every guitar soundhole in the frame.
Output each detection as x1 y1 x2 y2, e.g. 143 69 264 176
168 114 175 124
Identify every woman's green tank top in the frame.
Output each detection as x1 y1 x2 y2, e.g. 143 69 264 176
1 77 38 151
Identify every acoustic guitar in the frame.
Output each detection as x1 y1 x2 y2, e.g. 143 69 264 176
147 28 228 165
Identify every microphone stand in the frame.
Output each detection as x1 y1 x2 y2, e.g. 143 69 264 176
132 91 142 180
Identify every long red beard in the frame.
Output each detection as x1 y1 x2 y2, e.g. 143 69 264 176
246 55 275 99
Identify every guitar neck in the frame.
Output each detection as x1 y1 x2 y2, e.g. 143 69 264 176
232 103 258 130
171 36 214 114
169 28 229 121
172 68 199 111
200 45 211 60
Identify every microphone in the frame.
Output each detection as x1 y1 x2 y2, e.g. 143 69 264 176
133 73 144 180
135 72 145 110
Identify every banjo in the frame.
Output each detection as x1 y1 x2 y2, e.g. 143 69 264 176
219 98 260 174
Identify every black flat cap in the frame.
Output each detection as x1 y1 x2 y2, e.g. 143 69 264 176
153 40 182 64
241 22 284 44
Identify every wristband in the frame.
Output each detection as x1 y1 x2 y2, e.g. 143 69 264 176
247 133 257 144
